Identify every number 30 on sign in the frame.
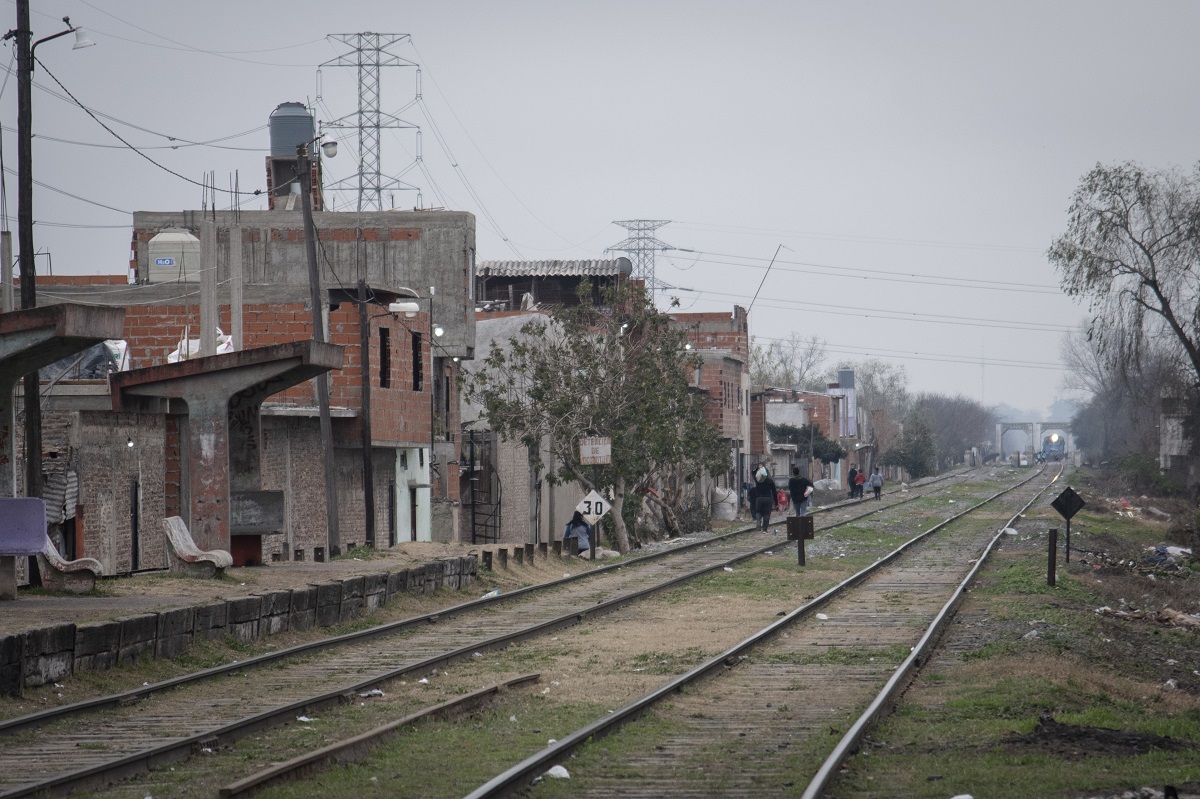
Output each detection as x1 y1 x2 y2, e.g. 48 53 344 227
576 490 609 524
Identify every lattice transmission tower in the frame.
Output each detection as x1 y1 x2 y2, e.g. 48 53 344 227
608 219 673 294
319 33 423 212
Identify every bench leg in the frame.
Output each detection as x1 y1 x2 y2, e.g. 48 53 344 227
1 556 17 601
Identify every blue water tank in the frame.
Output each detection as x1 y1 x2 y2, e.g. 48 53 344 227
268 102 314 157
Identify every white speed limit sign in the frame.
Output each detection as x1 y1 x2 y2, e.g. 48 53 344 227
576 490 610 525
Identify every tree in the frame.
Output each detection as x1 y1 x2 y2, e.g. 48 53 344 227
767 422 847 464
828 358 910 420
1061 323 1181 461
881 407 936 478
750 332 827 389
911 392 997 468
461 282 726 553
1048 162 1200 390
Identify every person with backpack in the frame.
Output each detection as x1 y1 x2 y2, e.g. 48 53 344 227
868 467 884 500
752 466 777 532
788 466 815 517
562 510 592 555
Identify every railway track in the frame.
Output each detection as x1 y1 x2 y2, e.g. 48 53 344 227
465 464 1061 798
0 467 1000 798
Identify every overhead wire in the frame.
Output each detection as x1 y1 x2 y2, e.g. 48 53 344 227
1 124 269 152
749 331 1062 370
691 286 1074 333
33 58 263 196
68 2 325 66
0 60 270 151
664 250 1060 294
1 165 129 214
407 39 599 252
670 219 1043 254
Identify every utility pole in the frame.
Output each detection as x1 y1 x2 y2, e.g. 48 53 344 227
8 3 91 499
357 273 375 547
15 0 40 499
298 143 340 558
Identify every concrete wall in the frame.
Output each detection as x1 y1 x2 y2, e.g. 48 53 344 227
128 210 476 360
20 410 167 576
0 555 478 696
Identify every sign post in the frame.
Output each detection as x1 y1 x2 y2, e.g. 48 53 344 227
575 490 609 559
577 437 612 560
1050 487 1086 564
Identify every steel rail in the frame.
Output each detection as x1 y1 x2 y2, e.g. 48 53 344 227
800 464 1064 799
0 472 982 798
461 465 1052 799
218 673 542 798
0 468 966 739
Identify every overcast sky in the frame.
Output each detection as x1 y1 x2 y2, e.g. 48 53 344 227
3 0 1197 419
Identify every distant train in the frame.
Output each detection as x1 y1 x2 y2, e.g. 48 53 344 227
1039 433 1066 462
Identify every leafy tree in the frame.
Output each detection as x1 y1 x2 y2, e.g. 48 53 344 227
767 423 847 464
461 281 725 553
1062 324 1179 461
828 358 910 420
750 332 827 389
911 392 997 468
880 407 936 478
1048 161 1200 390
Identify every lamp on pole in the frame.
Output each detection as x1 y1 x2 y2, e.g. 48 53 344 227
297 134 339 558
5 2 94 499
388 294 442 542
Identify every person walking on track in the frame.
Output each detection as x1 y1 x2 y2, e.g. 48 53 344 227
868 467 884 500
753 466 777 532
788 466 815 517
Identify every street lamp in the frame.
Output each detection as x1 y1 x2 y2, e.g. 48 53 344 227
297 133 340 557
4 3 93 500
387 293 443 542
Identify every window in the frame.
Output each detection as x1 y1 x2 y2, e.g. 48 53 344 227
379 328 391 388
412 332 423 391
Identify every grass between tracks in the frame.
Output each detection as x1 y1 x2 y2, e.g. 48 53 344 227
829 496 1200 799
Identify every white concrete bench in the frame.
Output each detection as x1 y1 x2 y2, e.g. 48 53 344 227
1 498 47 600
163 516 233 578
36 533 103 594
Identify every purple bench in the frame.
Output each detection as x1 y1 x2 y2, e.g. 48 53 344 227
0 498 47 600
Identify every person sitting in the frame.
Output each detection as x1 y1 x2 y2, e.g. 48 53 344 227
563 510 592 555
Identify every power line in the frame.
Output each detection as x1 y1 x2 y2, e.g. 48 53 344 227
671 219 1043 254
668 249 1061 293
751 332 1062 370
1 124 268 152
695 287 1074 333
1 166 129 214
33 58 263 196
0 61 269 150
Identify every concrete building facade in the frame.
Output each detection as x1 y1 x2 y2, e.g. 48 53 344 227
25 207 475 574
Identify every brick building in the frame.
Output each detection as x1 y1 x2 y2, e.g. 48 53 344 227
669 307 751 492
27 207 475 574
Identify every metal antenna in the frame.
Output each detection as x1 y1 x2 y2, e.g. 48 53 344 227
320 33 423 212
608 219 672 294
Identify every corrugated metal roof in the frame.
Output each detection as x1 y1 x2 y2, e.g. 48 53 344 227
479 259 629 277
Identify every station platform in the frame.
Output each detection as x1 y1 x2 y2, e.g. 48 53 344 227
0 541 566 639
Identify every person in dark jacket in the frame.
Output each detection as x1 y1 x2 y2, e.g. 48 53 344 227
753 466 777 532
788 466 815 517
847 466 858 499
562 510 592 555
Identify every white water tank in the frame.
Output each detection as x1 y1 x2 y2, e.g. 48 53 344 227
147 227 200 283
